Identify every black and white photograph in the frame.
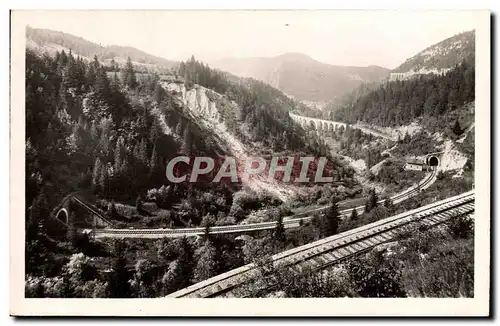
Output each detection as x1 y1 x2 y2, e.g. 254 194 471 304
9 9 490 316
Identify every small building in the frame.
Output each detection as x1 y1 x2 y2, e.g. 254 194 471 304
404 159 426 171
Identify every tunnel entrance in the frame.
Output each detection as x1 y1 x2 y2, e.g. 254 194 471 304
428 156 439 167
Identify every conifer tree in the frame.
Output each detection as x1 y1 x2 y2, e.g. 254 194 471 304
121 57 137 89
92 157 103 189
193 240 217 283
153 83 165 103
350 208 358 221
149 145 159 181
365 188 378 212
98 164 109 195
175 120 183 136
274 214 286 243
94 67 110 100
109 240 131 298
114 138 124 175
176 237 194 288
182 125 193 156
452 120 463 136
324 199 340 236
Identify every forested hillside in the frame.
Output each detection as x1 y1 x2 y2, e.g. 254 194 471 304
26 26 177 71
333 61 475 127
178 56 315 152
26 50 233 214
393 30 475 73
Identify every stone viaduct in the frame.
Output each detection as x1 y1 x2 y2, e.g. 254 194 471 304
289 113 395 141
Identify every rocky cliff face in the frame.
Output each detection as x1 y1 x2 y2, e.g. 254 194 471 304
162 82 222 121
158 81 302 202
438 140 469 175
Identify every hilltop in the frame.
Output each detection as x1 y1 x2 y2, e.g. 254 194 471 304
26 26 178 72
208 53 390 103
392 30 475 75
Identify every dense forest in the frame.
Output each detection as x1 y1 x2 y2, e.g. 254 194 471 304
27 26 177 70
333 61 475 127
26 49 233 212
179 56 311 152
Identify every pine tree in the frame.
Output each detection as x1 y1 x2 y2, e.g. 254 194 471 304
111 72 121 88
176 237 194 287
324 199 340 236
113 138 124 175
110 58 118 71
27 189 49 240
201 214 214 241
98 129 111 159
121 57 137 89
138 138 148 165
85 55 99 86
67 212 77 245
193 240 217 283
182 124 193 156
98 164 109 195
273 214 286 243
94 67 110 100
452 120 463 136
384 197 393 210
365 188 378 212
92 157 103 189
136 194 143 213
109 240 131 298
108 201 118 219
149 119 161 146
90 122 98 141
350 208 358 221
153 83 165 103
149 145 159 180
175 120 183 136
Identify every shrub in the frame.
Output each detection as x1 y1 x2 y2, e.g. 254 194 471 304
448 214 474 239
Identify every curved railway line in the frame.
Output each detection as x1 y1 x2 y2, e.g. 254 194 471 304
167 190 474 298
90 169 437 239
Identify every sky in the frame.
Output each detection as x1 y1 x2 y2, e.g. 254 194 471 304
18 10 480 69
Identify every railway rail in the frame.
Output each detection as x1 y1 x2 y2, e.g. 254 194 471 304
167 190 474 298
91 169 437 239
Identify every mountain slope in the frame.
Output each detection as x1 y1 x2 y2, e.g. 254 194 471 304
208 53 390 102
334 60 474 128
26 26 177 72
393 30 475 74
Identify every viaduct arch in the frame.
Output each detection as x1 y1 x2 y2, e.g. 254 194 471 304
56 208 69 225
289 113 395 140
289 113 347 132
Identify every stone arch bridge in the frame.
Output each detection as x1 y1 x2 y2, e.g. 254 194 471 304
289 113 347 132
289 113 395 140
49 193 113 240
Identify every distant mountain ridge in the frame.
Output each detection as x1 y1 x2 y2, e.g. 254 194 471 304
208 53 390 102
393 30 475 74
26 26 178 72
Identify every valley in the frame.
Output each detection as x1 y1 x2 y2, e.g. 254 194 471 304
24 25 476 300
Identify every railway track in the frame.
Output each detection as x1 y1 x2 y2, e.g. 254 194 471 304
166 190 474 298
91 169 437 239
